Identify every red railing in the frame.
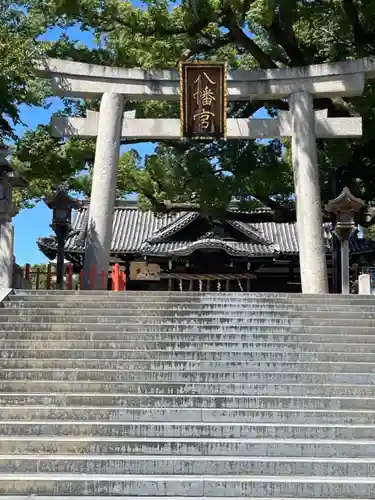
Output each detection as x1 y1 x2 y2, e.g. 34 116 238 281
22 263 127 291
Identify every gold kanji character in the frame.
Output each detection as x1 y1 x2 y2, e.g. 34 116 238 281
193 86 216 107
193 109 215 129
194 72 216 85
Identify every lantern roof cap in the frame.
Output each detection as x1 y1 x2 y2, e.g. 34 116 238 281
0 145 28 186
325 187 365 214
0 145 12 173
45 189 82 210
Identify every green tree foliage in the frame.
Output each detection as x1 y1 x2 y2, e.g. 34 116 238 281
0 1 49 141
7 0 375 219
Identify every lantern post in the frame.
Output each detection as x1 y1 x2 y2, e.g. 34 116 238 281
326 187 364 294
44 190 81 289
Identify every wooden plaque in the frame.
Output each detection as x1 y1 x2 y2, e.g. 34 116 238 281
180 61 227 140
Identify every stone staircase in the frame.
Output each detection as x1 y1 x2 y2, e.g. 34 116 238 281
1 290 375 498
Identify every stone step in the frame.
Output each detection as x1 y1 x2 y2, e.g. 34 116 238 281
14 290 311 294
7 301 375 312
3 368 375 385
9 296 375 307
6 297 375 308
3 322 375 334
1 406 374 424
1 358 373 373
3 436 375 457
9 338 372 352
1 380 375 397
0 393 371 409
1 346 375 362
3 331 375 345
7 320 375 332
2 337 375 354
7 296 375 305
4 309 375 320
2 421 375 439
10 290 375 300
0 473 374 498
4 368 375 384
2 454 375 476
0 497 370 500
2 315 375 327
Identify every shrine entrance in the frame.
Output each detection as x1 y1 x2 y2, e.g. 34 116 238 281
36 57 372 293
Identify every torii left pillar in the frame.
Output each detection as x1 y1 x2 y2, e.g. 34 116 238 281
83 93 124 289
290 91 328 294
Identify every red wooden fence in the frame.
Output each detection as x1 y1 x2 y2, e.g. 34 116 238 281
23 264 127 291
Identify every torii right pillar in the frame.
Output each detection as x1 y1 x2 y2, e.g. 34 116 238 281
290 90 328 294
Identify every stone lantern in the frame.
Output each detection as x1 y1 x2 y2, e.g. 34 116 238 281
0 144 27 288
326 187 364 294
0 148 15 224
44 189 81 289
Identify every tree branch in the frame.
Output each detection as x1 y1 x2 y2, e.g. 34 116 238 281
120 138 191 152
88 8 213 39
341 0 375 54
221 8 278 69
181 35 232 60
148 199 300 222
267 14 307 66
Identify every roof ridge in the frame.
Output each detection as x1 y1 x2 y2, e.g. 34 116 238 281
147 212 200 244
226 220 274 246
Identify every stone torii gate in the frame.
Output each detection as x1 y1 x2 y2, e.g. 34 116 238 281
36 57 375 293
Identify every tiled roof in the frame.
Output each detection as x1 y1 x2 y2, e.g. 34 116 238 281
141 239 279 257
64 202 181 253
37 202 375 258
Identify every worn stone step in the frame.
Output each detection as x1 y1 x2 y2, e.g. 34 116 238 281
2 337 375 354
0 316 307 325
6 298 375 310
7 301 375 312
0 473 375 497
1 393 374 409
3 322 375 334
6 338 359 352
9 299 375 310
7 318 373 331
3 436 375 457
9 296 375 309
3 368 375 384
3 368 375 385
4 308 375 321
3 358 375 378
3 316 375 329
0 497 370 500
2 358 372 373
0 322 315 332
1 346 375 363
3 338 375 356
10 289 375 300
1 380 374 396
1 406 374 424
2 455 375 476
2 421 375 440
0 393 373 410
3 330 375 345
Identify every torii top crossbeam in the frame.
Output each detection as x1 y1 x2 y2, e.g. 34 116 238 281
36 56 375 100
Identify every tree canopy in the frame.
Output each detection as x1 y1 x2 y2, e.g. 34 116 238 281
0 1 49 141
5 0 375 221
